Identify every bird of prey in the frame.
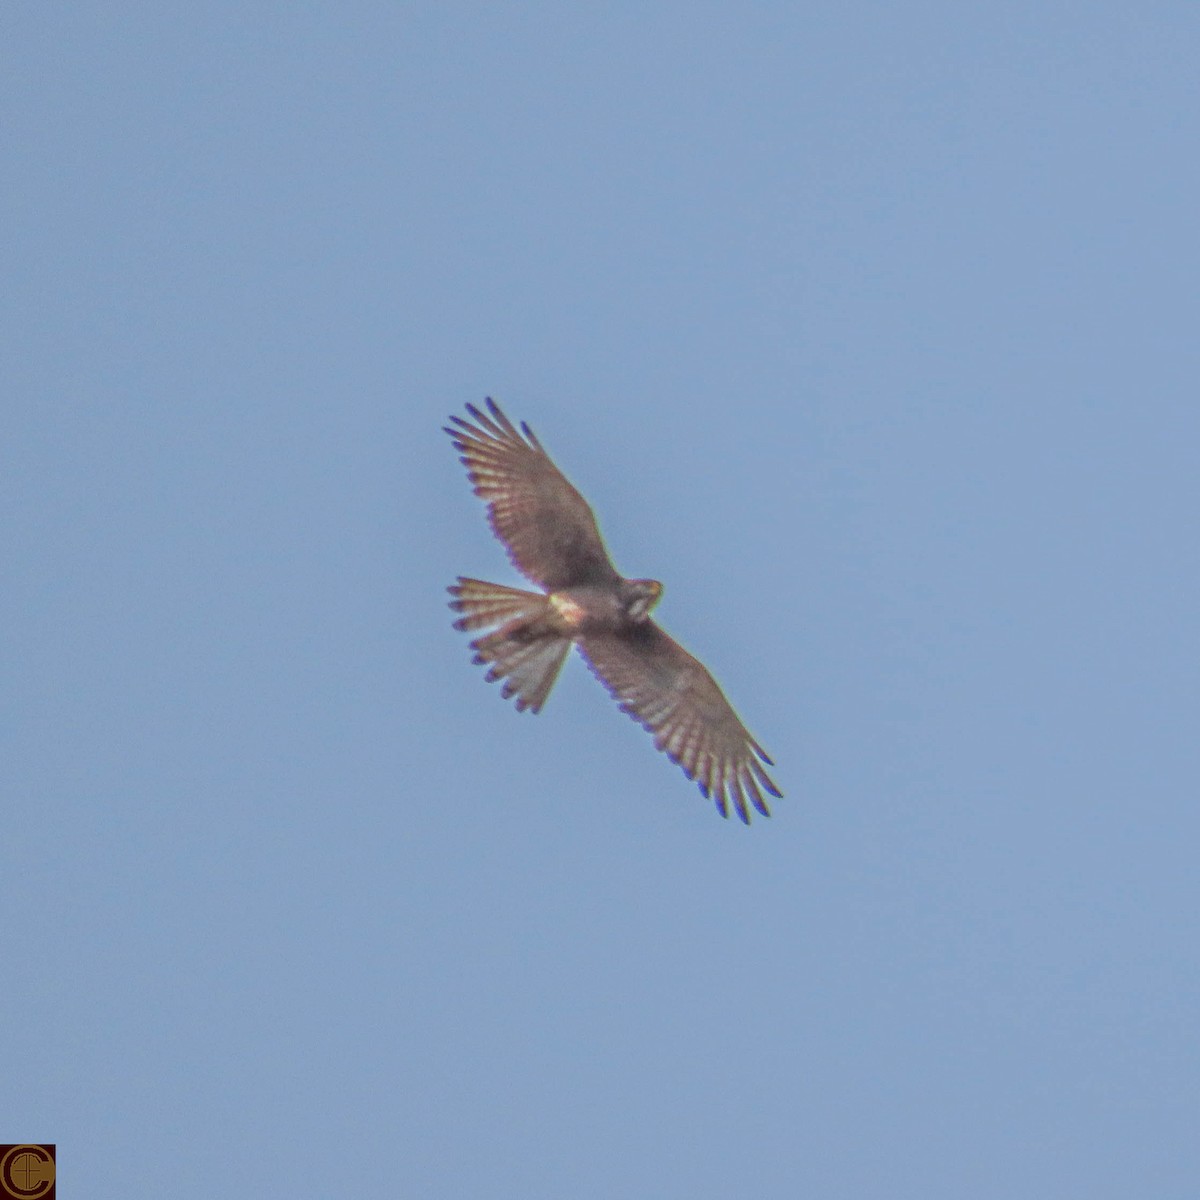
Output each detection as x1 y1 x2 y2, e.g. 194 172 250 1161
445 399 781 823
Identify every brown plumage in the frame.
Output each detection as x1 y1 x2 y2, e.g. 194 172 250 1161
445 398 781 823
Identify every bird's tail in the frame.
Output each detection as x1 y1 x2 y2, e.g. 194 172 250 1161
447 577 571 714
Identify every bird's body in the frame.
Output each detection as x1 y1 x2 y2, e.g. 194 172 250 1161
445 399 780 823
547 580 662 633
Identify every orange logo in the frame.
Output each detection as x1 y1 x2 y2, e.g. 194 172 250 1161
0 1147 55 1199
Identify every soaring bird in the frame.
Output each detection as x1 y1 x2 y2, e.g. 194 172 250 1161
445 399 781 823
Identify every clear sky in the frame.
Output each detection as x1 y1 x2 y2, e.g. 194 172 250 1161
5 4 1199 1196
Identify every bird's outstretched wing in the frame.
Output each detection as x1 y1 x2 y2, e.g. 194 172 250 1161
579 623 781 824
445 399 620 590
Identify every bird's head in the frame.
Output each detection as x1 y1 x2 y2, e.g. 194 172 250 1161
622 579 663 623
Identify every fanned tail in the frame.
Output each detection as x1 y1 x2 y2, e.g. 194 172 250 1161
447 577 571 713
448 577 546 632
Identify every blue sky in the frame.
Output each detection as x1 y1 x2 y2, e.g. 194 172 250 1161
4 4 1199 1196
